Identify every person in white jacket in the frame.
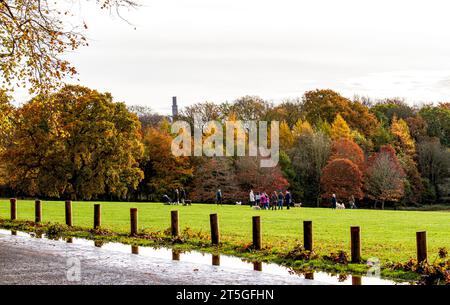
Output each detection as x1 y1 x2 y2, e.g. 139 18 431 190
249 190 255 207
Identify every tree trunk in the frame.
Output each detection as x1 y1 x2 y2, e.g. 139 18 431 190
381 200 385 210
433 183 440 205
374 200 377 209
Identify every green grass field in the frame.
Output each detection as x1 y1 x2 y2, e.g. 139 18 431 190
0 199 449 263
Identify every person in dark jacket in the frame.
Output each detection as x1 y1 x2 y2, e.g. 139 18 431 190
174 188 180 205
180 188 186 205
216 189 223 205
285 191 291 210
270 191 278 210
277 192 284 210
331 193 337 209
162 194 172 204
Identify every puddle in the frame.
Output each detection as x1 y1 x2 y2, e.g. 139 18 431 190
0 229 411 285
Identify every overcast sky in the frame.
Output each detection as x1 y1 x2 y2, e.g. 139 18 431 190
19 0 450 113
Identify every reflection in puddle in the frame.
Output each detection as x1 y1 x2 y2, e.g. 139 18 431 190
131 245 139 255
212 254 220 266
253 261 262 271
0 229 411 285
172 250 180 261
352 276 362 285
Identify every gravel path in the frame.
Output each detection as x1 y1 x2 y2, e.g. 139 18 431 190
0 232 324 285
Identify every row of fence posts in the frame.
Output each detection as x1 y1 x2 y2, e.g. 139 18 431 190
5 198 429 263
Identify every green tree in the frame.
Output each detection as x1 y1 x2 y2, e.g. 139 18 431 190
290 130 331 206
370 99 415 126
417 138 450 202
419 105 450 147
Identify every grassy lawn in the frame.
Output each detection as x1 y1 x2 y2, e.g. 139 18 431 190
1 199 449 264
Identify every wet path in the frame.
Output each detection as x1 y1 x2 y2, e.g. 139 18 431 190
0 232 323 285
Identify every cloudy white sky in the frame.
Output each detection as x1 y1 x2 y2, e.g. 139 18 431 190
22 0 450 113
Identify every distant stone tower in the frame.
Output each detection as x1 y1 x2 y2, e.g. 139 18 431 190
172 96 178 118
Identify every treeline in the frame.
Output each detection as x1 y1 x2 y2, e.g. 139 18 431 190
0 86 449 207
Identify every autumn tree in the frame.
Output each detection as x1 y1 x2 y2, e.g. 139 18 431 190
365 145 405 209
137 124 193 201
330 114 352 140
0 90 12 154
390 116 424 204
301 89 379 137
0 90 13 187
3 85 144 200
320 158 363 202
235 156 289 195
405 115 428 142
390 116 416 157
227 96 271 121
330 138 365 170
264 99 303 127
0 0 139 92
292 119 313 139
189 157 240 203
290 130 331 205
279 120 294 151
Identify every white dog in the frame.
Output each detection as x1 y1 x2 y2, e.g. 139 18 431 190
252 205 261 210
235 201 242 205
336 202 346 210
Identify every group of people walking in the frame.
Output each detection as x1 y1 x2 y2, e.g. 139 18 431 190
331 193 357 209
162 187 189 205
249 190 292 210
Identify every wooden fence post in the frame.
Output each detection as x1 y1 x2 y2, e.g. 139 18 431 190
303 220 313 251
350 226 361 263
171 210 179 237
352 276 362 285
65 200 72 226
210 213 220 245
35 200 42 223
130 208 138 236
94 204 101 229
10 198 16 220
252 216 262 250
416 231 427 263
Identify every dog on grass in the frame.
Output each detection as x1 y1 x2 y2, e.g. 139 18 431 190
336 202 346 210
252 205 261 210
